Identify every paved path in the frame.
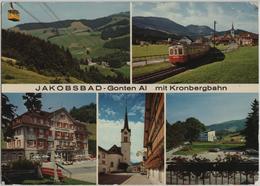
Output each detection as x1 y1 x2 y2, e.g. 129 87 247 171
42 160 96 183
122 173 152 185
64 160 96 183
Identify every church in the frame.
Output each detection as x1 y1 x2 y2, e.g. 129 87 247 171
98 106 131 173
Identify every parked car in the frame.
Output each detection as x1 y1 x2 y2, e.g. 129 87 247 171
208 148 221 152
245 149 259 155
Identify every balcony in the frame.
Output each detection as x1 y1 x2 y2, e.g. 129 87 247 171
56 145 75 151
27 134 36 140
38 134 46 139
47 136 54 141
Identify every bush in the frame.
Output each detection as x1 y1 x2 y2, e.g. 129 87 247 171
9 159 39 170
4 74 15 80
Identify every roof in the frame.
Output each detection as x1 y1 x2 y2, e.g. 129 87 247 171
108 145 123 156
13 107 88 129
98 145 123 156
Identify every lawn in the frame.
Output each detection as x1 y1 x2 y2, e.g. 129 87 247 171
160 46 258 83
48 31 119 59
113 64 130 78
2 57 84 84
80 64 117 77
132 44 169 58
174 142 244 156
133 62 172 77
80 64 130 79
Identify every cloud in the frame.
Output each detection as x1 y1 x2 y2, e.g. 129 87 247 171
103 107 116 116
133 2 258 33
98 119 144 163
130 101 145 116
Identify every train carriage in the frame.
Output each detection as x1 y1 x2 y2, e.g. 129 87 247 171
169 43 210 65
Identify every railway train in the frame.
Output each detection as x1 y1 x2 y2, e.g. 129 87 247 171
168 43 210 65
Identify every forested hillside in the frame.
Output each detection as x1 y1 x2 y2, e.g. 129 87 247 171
2 29 129 83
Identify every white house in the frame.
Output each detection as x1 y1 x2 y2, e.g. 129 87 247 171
199 131 216 142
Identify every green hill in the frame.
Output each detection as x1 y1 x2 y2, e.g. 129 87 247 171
161 46 258 83
12 12 130 60
207 119 246 133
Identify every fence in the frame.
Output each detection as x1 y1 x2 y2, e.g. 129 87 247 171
132 54 168 66
166 161 258 185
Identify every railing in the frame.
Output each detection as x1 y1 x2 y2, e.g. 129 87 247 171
166 161 258 185
27 134 36 140
133 54 168 64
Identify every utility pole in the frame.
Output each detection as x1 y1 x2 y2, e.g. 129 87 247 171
213 20 217 48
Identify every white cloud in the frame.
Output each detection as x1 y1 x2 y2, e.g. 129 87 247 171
98 119 144 163
103 107 116 116
130 101 145 116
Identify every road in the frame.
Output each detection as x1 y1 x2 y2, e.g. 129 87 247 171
63 160 96 183
122 173 152 185
99 173 152 185
42 160 96 183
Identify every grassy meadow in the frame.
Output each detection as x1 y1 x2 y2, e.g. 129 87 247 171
132 44 169 58
161 46 258 83
174 141 244 156
1 57 84 84
28 29 122 60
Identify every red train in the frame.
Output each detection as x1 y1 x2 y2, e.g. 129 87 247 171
168 43 210 65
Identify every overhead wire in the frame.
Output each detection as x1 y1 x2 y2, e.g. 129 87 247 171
16 3 43 23
42 2 86 50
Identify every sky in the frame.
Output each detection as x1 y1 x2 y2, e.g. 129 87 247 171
167 93 258 126
133 2 258 33
98 93 145 163
2 2 129 29
4 93 96 115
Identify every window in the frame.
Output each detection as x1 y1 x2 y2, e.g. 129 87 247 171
124 136 128 142
102 153 105 158
178 48 183 55
102 160 106 165
17 140 21 147
110 162 114 167
27 140 35 147
16 128 21 135
170 49 174 55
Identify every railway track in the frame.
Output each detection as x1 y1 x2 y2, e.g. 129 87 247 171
133 66 186 84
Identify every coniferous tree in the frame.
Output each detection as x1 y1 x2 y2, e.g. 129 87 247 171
1 94 17 141
241 99 259 150
22 93 42 112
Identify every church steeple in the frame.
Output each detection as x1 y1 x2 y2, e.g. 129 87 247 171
122 103 131 132
231 22 235 38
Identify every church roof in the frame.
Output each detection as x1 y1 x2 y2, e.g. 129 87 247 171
98 145 123 156
121 105 131 132
108 145 123 156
